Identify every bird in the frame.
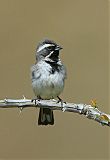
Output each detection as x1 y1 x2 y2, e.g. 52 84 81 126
31 39 66 125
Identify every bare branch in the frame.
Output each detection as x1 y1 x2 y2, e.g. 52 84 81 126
0 97 110 127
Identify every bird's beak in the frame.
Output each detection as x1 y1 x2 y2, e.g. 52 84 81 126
55 45 63 51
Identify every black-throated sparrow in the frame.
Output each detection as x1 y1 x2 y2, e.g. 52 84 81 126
31 39 66 125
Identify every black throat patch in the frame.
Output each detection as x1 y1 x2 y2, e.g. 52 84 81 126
45 61 60 74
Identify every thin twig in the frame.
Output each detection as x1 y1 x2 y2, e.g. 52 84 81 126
0 97 109 127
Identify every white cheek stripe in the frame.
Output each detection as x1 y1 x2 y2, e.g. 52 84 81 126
37 44 54 52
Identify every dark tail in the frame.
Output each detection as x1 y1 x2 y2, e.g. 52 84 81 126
38 108 54 125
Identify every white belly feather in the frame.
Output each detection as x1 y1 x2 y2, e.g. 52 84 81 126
31 61 65 99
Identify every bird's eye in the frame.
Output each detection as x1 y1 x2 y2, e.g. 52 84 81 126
47 46 55 51
48 46 52 49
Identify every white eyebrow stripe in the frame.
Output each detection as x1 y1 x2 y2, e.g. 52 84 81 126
37 44 54 52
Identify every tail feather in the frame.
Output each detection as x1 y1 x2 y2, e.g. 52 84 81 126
38 108 54 125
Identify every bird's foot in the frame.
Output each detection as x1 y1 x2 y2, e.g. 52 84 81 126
31 96 41 105
57 96 66 108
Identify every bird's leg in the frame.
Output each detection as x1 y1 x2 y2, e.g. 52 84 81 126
57 96 62 103
31 96 42 105
57 96 66 112
57 96 66 104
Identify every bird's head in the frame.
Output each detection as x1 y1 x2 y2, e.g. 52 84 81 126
36 39 62 62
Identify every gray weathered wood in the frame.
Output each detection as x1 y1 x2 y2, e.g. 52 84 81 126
0 97 109 127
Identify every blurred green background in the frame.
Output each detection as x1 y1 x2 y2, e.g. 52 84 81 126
0 0 109 159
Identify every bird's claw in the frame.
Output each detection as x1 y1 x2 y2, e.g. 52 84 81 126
32 96 42 105
31 98 41 105
57 96 66 109
31 99 37 105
